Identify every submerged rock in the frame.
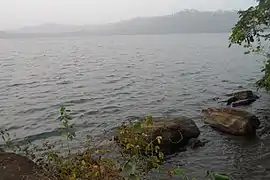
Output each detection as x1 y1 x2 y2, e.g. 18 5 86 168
0 152 56 180
223 90 259 107
188 138 209 149
226 90 255 98
231 98 257 107
116 117 200 155
203 108 260 136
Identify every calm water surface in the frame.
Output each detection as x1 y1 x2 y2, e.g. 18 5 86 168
1 34 270 179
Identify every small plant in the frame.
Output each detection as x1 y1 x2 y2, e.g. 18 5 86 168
0 128 22 153
207 171 231 180
116 116 166 179
58 106 76 155
48 107 123 180
0 129 12 148
59 106 76 141
52 151 122 180
168 168 195 180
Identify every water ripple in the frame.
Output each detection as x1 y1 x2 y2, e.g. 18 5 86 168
0 34 269 179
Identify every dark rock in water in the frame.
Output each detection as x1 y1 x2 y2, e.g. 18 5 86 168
188 138 209 149
226 90 253 98
225 96 238 105
0 152 56 180
231 98 257 107
212 97 220 101
202 107 260 136
229 90 259 99
222 90 259 107
116 117 200 155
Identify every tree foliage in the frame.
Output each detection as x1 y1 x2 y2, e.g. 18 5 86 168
229 0 270 91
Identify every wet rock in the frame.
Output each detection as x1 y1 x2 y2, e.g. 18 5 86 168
116 117 200 155
231 98 257 107
221 90 259 107
226 90 257 98
188 138 209 149
0 152 56 180
203 108 260 136
178 147 188 152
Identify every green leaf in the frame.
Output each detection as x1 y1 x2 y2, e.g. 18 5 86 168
133 121 142 130
60 107 65 115
158 152 164 160
172 168 185 175
47 153 58 160
128 174 140 180
60 130 68 136
156 136 162 144
131 162 136 175
155 145 160 153
146 144 151 151
126 143 134 150
211 173 230 180
229 0 270 91
122 161 136 176
145 115 153 125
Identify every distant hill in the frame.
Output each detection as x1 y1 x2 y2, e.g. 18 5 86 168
9 23 82 33
6 10 239 36
0 31 7 37
83 10 238 34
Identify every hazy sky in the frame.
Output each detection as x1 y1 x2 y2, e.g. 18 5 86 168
0 0 256 30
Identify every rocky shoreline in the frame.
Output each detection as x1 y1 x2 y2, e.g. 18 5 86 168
1 90 261 180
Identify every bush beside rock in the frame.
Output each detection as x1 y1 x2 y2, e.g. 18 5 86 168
115 116 200 155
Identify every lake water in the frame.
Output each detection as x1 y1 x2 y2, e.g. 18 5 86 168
1 34 270 179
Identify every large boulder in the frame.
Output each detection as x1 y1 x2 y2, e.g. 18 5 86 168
223 90 259 107
203 108 260 136
116 117 200 155
0 152 56 180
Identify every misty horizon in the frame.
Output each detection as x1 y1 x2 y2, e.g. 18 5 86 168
0 0 256 30
4 9 238 31
0 10 244 36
